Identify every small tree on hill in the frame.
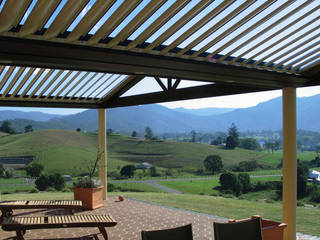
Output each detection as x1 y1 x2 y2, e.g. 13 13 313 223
0 121 15 134
26 163 44 178
219 171 241 195
226 123 239 149
131 131 137 137
238 173 251 193
120 165 136 178
24 125 33 133
297 162 308 199
144 126 153 140
204 155 223 175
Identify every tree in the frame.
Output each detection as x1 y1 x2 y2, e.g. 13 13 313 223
76 128 81 132
120 165 136 178
131 131 137 137
228 123 239 141
219 171 241 195
144 126 153 140
149 166 160 177
239 138 260 150
297 162 308 199
35 175 50 191
24 125 33 133
49 173 65 190
26 163 44 178
191 130 196 142
0 121 15 134
225 136 237 149
238 173 251 193
203 155 223 174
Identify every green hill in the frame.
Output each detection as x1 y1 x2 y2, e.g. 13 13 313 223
0 130 273 176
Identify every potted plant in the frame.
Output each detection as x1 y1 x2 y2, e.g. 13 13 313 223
73 151 104 210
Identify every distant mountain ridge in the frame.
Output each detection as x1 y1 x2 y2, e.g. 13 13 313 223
173 107 235 116
1 94 320 133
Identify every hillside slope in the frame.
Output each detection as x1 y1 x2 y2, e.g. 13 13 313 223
0 130 269 175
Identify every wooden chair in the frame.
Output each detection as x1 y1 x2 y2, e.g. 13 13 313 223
141 224 193 240
0 200 84 217
213 217 263 240
1 214 117 240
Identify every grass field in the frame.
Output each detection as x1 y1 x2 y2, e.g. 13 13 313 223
1 192 318 236
156 176 281 196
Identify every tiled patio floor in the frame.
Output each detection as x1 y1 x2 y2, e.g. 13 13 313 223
0 196 223 240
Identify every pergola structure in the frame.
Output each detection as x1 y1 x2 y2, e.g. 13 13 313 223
0 1 320 240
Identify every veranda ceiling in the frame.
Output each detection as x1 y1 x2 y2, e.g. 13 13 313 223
0 0 320 109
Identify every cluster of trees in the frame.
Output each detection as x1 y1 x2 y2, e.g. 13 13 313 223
0 121 33 134
210 123 261 151
219 172 252 195
119 164 160 178
26 163 66 191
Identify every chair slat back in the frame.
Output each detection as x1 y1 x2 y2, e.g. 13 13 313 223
214 217 262 240
141 224 193 240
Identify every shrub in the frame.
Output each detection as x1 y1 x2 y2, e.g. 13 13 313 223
35 175 51 191
49 173 66 191
310 189 320 203
238 173 251 193
204 155 223 174
26 163 44 178
219 172 241 195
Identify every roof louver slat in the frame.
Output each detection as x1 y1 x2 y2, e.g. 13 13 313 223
207 1 294 63
43 0 89 40
20 69 45 98
216 0 313 64
126 0 190 50
66 0 116 43
87 0 142 45
86 74 114 98
18 0 60 37
106 0 166 48
188 1 274 59
12 67 36 96
0 66 15 93
69 73 98 100
262 30 320 69
93 75 122 99
78 74 105 99
159 0 236 55
240 12 320 66
54 72 81 99
37 70 64 98
29 69 55 98
2 67 25 96
46 71 73 98
62 72 90 99
0 0 32 33
233 4 320 65
143 0 213 53
291 52 320 72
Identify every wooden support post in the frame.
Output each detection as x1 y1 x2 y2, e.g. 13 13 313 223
98 109 107 200
282 87 297 240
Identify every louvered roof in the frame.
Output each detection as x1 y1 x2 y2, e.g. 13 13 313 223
0 0 320 109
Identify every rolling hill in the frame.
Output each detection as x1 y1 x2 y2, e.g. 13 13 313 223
0 130 270 175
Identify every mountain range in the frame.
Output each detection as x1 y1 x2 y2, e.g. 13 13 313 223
1 94 320 134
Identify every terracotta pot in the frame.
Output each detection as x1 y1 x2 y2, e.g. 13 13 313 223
260 218 287 240
73 186 104 210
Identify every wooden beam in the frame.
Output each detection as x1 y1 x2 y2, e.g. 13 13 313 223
0 37 308 88
106 83 275 108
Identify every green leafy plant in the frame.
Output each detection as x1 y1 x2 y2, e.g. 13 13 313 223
73 151 102 188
